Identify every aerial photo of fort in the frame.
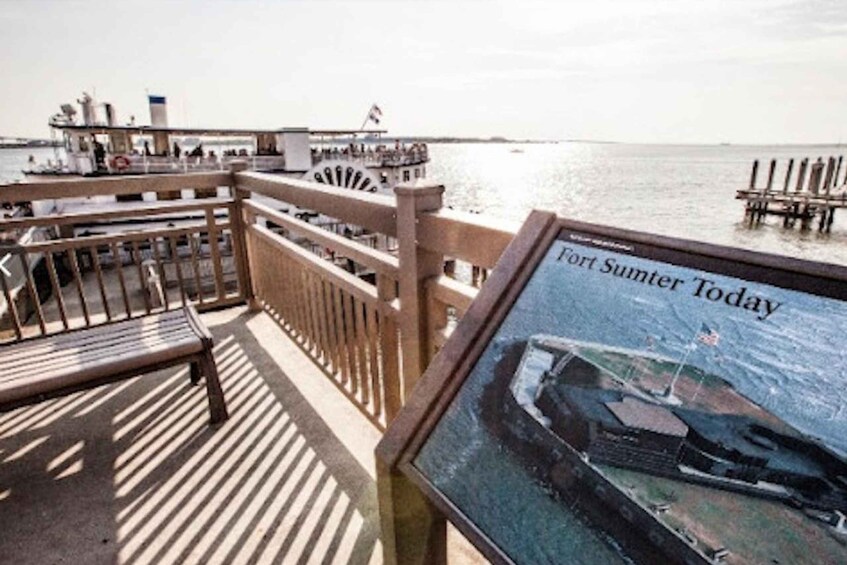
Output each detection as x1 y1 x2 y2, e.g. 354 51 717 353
486 335 847 565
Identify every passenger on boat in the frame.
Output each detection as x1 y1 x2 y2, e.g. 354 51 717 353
93 139 106 171
173 142 182 159
143 141 152 156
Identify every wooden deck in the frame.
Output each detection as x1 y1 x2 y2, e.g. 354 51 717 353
0 304 484 564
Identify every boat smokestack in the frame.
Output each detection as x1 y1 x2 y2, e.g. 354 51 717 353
148 95 168 127
104 103 116 126
79 92 95 126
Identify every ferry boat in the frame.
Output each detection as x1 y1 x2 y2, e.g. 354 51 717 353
19 93 430 246
26 93 429 195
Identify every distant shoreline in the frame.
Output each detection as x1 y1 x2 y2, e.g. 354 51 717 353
0 141 61 150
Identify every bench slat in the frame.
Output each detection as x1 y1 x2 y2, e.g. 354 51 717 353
0 317 192 367
0 337 203 404
1 327 199 377
0 309 188 355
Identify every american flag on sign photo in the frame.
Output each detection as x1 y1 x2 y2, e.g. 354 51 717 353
696 323 720 347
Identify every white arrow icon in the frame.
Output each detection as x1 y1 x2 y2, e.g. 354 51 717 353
0 254 11 278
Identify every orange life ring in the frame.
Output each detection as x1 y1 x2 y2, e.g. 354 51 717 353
111 155 131 171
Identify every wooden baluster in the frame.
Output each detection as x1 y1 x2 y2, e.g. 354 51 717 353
109 242 132 319
427 294 450 360
19 252 46 335
130 241 152 314
282 254 298 332
0 269 22 340
342 290 360 395
205 208 225 302
150 237 170 311
307 271 323 356
187 232 205 306
355 297 370 404
167 235 188 307
66 249 90 326
314 275 332 367
322 279 340 376
377 274 401 423
303 270 321 357
89 245 112 321
45 252 69 330
310 271 329 364
291 263 308 345
297 263 313 345
333 284 351 386
365 301 381 417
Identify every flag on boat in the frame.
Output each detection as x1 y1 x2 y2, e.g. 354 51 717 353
368 103 382 125
696 323 720 347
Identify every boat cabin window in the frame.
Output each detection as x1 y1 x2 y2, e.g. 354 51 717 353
414 168 421 179
403 170 410 182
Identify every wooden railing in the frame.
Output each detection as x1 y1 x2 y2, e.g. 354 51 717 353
234 168 517 427
0 173 247 342
0 165 518 428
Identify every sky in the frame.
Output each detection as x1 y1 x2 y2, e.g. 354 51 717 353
1 0 846 144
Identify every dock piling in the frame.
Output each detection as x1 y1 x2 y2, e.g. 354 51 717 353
782 158 794 194
736 154 846 233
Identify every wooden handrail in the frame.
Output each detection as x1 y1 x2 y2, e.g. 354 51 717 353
235 171 398 236
426 275 477 315
243 199 399 278
0 171 230 203
417 208 518 269
0 197 232 230
248 223 399 318
20 221 227 252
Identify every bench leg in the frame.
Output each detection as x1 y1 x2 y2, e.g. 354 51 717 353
190 361 202 385
200 351 228 424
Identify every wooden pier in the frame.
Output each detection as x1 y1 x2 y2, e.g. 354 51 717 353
736 155 847 232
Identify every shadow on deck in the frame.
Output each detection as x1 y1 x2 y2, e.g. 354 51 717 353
0 307 383 564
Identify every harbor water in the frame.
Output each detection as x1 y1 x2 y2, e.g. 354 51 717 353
428 142 847 267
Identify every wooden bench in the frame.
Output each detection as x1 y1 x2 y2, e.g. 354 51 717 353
0 306 228 424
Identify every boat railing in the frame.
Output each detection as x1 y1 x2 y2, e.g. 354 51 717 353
116 154 288 174
311 148 429 168
0 164 517 429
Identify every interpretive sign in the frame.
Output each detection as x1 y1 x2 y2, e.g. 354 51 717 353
377 211 847 565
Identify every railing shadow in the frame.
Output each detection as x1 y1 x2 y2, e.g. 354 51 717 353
0 309 380 564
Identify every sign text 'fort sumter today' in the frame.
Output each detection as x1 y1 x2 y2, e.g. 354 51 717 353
556 245 783 321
